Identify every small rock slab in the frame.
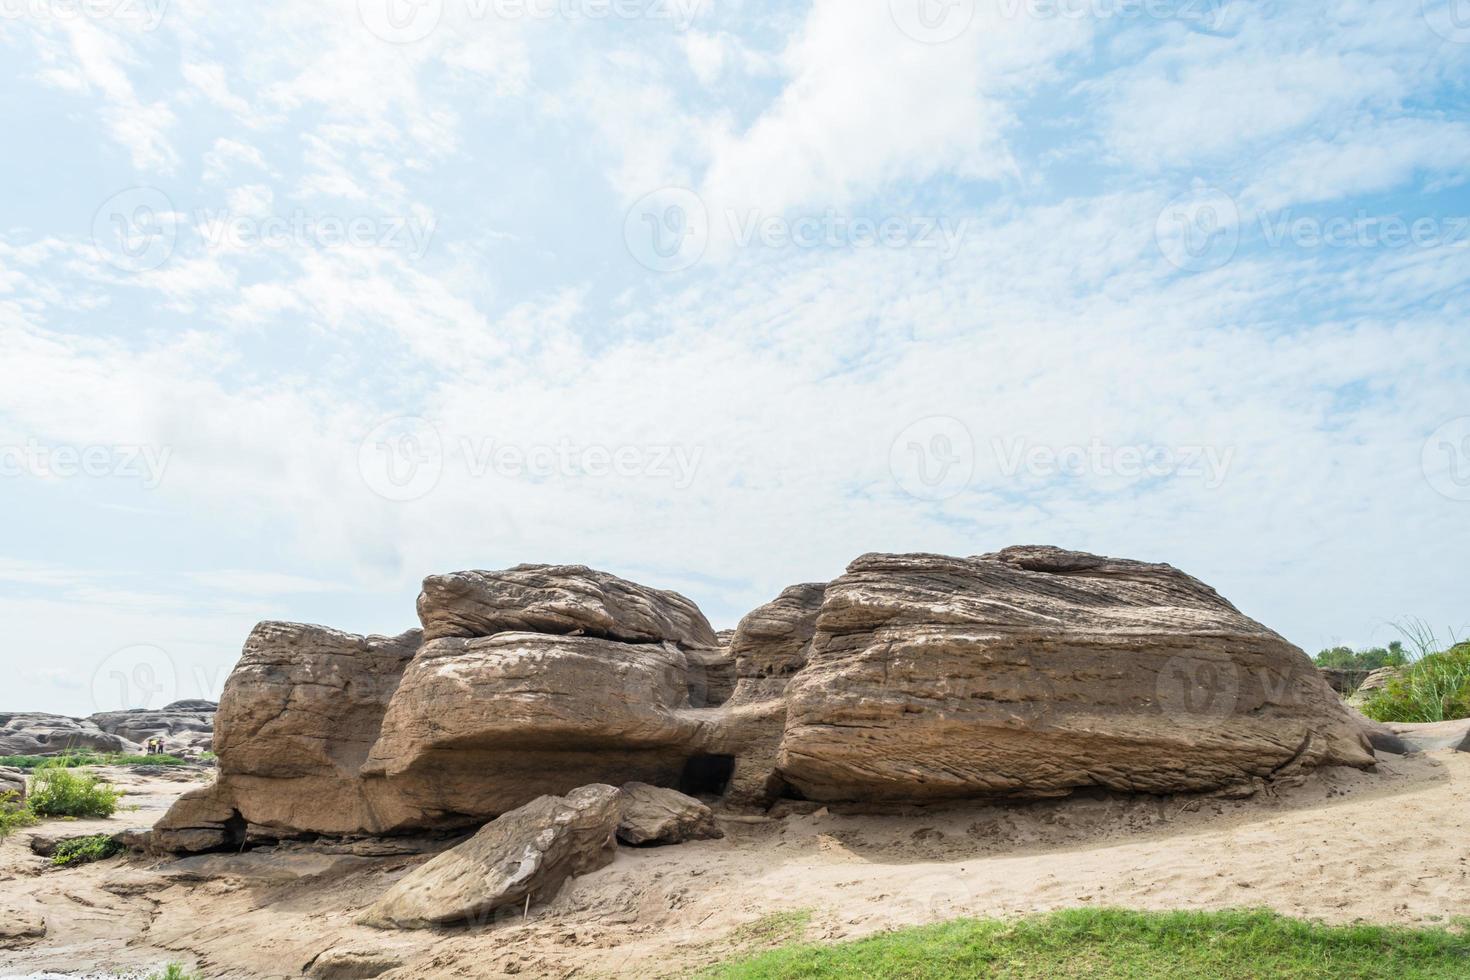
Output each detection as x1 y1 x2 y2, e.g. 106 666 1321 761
158 850 375 883
307 948 405 979
359 784 621 930
617 782 724 846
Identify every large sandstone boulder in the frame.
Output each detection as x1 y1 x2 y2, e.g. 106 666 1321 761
153 623 423 848
417 564 717 646
359 785 621 930
0 713 135 756
363 633 707 817
778 548 1376 802
617 782 723 845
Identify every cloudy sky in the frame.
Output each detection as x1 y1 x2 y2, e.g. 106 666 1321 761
1 0 1467 715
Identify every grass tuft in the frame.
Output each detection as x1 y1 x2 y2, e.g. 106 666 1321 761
704 908 1470 979
0 789 38 839
146 964 204 980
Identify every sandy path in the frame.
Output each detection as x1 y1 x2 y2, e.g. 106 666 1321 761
1 752 1467 979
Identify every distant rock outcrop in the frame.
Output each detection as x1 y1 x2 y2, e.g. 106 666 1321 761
0 713 135 756
154 549 1379 854
89 700 217 754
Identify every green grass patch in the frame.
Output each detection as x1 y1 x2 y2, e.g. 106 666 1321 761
26 764 125 819
1361 643 1470 724
705 908 1470 979
51 832 124 867
0 790 38 839
0 752 190 770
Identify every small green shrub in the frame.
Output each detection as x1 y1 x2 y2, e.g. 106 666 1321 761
0 790 38 839
51 833 124 867
26 765 125 819
1362 643 1470 723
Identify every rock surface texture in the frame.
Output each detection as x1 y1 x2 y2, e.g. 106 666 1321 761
359 785 621 930
779 548 1375 801
155 548 1380 854
616 782 724 845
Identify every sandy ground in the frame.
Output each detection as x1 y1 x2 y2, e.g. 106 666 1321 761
1 752 1468 979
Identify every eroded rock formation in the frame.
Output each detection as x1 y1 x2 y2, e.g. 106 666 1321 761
779 548 1375 801
155 549 1379 855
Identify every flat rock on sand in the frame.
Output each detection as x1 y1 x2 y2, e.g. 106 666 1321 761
359 784 622 930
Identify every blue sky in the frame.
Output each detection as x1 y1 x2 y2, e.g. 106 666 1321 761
1 0 1468 715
